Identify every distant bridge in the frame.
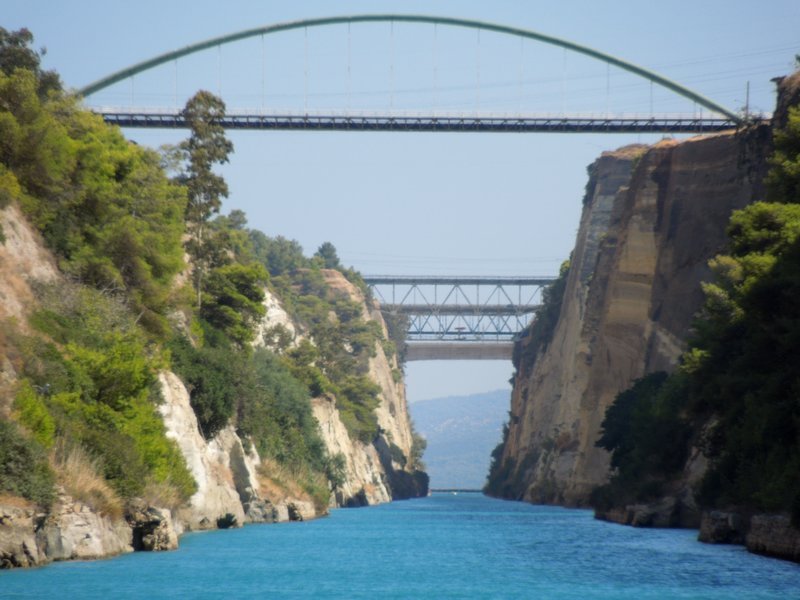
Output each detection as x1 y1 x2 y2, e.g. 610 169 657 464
364 275 554 361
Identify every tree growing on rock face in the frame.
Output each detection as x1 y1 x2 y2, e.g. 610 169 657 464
179 90 234 308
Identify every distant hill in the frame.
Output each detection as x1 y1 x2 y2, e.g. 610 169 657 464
410 389 510 489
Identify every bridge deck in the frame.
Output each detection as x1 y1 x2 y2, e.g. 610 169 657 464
94 108 745 134
364 275 556 285
406 342 513 361
382 303 541 315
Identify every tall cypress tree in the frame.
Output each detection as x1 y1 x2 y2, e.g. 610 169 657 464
180 90 233 308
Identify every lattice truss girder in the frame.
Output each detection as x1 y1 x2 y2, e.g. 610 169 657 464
365 276 553 341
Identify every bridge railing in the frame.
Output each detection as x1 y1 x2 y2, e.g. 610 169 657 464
90 107 750 133
91 106 751 121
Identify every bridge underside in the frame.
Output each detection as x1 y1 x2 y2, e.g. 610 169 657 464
406 342 513 361
97 111 741 134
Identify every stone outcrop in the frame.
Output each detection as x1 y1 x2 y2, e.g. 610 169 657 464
0 491 134 568
746 515 800 562
0 118 426 571
158 372 247 530
698 510 800 562
126 500 178 551
0 265 425 570
0 203 58 325
258 270 427 508
698 511 747 545
494 127 770 507
0 503 46 568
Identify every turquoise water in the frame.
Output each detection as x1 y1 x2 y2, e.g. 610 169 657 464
2 493 799 599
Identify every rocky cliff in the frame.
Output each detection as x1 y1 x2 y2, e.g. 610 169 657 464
273 270 428 507
0 201 425 568
490 127 770 507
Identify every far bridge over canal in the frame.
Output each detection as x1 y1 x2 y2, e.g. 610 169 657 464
363 275 555 361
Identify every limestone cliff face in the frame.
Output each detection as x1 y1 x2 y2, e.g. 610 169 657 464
270 271 428 506
0 203 59 418
0 188 424 569
152 271 427 528
312 395 392 506
495 128 769 507
158 370 316 529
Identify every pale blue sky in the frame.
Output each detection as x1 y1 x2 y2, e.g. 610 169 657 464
5 0 798 401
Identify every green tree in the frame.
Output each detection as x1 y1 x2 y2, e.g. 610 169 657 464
766 105 800 204
179 90 233 308
315 241 342 269
250 232 307 276
0 27 61 97
200 262 268 347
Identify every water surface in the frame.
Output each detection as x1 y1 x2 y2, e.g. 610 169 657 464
2 493 798 598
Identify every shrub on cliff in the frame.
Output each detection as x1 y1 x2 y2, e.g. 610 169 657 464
168 335 240 439
200 262 268 347
0 419 55 507
10 283 196 503
592 372 692 507
239 349 327 471
512 259 570 376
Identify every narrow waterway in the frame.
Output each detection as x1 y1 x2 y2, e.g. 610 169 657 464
2 493 798 599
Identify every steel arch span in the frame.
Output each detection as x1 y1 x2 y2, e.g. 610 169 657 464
78 14 740 122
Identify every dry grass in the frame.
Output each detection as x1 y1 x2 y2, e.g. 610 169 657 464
257 458 310 504
0 493 33 509
257 459 331 513
51 440 123 519
140 479 185 512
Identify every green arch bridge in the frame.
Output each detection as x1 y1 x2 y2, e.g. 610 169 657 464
80 15 752 134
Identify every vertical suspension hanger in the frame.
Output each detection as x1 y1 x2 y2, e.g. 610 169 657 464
605 62 610 119
173 59 178 109
433 23 438 111
518 36 524 114
561 47 566 116
390 20 395 110
217 44 221 97
347 22 351 111
261 33 265 111
304 26 308 113
476 29 481 111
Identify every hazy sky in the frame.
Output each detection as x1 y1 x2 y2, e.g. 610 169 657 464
6 0 798 401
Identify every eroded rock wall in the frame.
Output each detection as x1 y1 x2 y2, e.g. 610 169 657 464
312 395 392 506
0 202 425 568
496 128 769 507
308 270 427 504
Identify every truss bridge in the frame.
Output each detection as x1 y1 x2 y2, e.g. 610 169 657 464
364 275 555 361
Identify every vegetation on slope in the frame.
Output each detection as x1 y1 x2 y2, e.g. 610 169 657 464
0 28 417 513
0 29 194 510
592 94 800 523
252 237 387 444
